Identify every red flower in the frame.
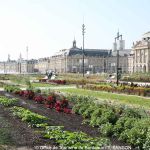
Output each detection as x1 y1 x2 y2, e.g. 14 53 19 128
23 90 35 99
45 95 56 107
47 96 54 101
63 108 72 114
45 104 54 109
34 95 44 103
60 99 68 108
19 91 24 96
55 101 61 108
55 106 62 112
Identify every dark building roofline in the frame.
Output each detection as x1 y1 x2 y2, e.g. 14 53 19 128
68 48 111 57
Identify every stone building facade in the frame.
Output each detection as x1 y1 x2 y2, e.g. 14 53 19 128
106 56 129 73
0 39 132 74
35 58 50 74
132 32 150 73
19 59 38 73
127 53 134 74
0 59 37 74
46 40 111 74
106 46 131 74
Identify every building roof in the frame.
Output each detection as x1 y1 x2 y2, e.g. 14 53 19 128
111 49 131 56
143 31 150 38
52 39 111 57
68 48 111 57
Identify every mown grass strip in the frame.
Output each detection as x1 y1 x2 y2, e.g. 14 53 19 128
58 88 150 109
31 82 57 87
32 82 75 88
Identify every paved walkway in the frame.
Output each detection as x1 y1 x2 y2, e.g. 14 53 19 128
39 85 76 89
0 85 76 91
0 88 4 91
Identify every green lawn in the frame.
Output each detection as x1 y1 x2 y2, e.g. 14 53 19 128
31 82 57 87
31 82 75 88
58 88 150 109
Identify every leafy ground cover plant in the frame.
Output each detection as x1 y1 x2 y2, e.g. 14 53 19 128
12 106 48 127
44 126 110 149
4 85 21 93
10 106 110 149
0 96 18 107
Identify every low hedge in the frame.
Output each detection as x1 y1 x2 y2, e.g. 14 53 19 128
82 84 150 97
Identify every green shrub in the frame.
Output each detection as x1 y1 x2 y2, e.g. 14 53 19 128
113 117 135 137
90 108 102 127
82 105 96 118
100 123 113 136
72 103 81 114
102 109 118 124
125 118 150 149
121 107 143 118
78 103 90 115
143 128 150 150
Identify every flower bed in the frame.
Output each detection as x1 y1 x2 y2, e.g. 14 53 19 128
48 80 66 85
83 84 150 97
5 85 72 114
34 95 45 104
39 79 66 85
39 79 48 82
123 73 150 82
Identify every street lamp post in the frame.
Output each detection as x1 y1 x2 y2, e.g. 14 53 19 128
4 62 6 74
26 46 28 74
103 56 106 73
114 31 122 86
19 53 22 74
82 24 85 77
20 62 21 74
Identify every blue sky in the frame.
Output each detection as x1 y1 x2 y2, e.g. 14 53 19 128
0 0 149 61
